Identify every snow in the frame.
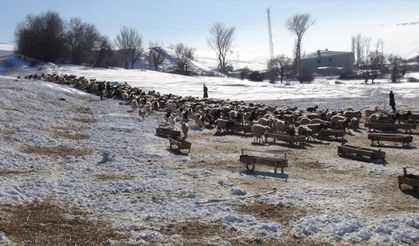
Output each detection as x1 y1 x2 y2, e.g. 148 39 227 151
0 43 14 58
0 63 418 244
24 64 419 102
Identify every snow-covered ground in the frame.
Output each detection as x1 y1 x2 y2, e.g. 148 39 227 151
30 64 419 102
0 75 418 245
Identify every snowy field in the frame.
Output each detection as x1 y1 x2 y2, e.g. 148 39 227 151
35 64 419 102
0 75 418 245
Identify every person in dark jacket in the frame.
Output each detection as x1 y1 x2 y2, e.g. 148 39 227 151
98 82 105 100
105 82 112 98
389 91 396 112
203 84 208 98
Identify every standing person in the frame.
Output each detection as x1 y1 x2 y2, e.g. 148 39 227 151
203 84 208 98
105 82 112 98
389 90 396 113
98 82 104 100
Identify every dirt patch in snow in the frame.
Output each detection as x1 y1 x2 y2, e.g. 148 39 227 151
230 237 331 246
0 106 24 113
52 130 90 140
20 144 91 157
0 168 33 176
0 199 126 245
1 129 19 142
160 219 239 241
235 202 308 226
72 106 93 114
93 173 135 181
72 117 96 124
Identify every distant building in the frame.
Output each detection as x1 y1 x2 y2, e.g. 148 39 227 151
301 49 354 76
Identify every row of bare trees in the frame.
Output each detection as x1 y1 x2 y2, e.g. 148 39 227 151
15 11 198 74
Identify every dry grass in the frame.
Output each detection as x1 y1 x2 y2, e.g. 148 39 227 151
1 129 18 141
94 173 135 181
0 106 24 113
20 145 91 157
0 199 126 245
230 237 331 246
52 130 89 140
0 168 33 176
160 219 238 240
73 106 93 114
51 125 84 131
72 117 96 124
235 202 308 226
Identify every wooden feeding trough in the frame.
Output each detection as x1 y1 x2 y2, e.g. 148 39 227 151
264 132 305 147
169 137 191 153
368 123 416 134
398 167 419 191
239 149 288 174
156 126 181 139
317 129 346 142
368 133 413 148
337 144 385 162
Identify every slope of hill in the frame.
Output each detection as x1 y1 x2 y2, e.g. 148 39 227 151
0 75 418 245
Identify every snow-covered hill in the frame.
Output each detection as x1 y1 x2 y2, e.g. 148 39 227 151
0 76 418 245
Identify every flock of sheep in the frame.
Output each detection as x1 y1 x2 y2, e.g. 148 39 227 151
24 73 411 145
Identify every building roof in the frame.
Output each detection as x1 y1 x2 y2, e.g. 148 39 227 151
302 50 353 60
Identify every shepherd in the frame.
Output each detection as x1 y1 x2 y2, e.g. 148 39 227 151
203 84 208 98
389 90 396 113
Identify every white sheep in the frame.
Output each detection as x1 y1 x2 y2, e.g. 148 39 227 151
181 122 189 139
257 117 271 126
273 119 288 133
299 117 311 125
343 110 362 119
251 124 271 143
297 125 313 139
192 114 204 129
330 115 348 130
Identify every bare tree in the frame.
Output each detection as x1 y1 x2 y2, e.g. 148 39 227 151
93 35 115 68
268 55 292 83
286 14 315 75
207 23 235 74
148 42 165 71
15 11 66 62
171 43 195 75
115 27 143 69
66 18 100 64
388 55 403 83
367 50 385 84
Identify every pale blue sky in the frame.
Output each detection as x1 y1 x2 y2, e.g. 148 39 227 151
0 0 418 63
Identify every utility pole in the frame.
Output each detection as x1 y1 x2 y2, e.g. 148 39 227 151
266 7 274 59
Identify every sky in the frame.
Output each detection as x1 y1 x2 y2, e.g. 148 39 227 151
0 0 418 67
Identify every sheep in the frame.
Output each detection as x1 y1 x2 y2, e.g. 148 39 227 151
121 91 129 101
350 117 360 130
181 122 189 139
299 117 311 125
251 124 271 143
168 115 177 129
257 117 271 126
192 114 204 129
364 107 379 120
297 125 313 140
215 119 233 133
306 105 318 112
330 115 349 130
274 120 290 133
138 108 146 119
343 110 362 119
151 100 160 111
368 113 394 124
